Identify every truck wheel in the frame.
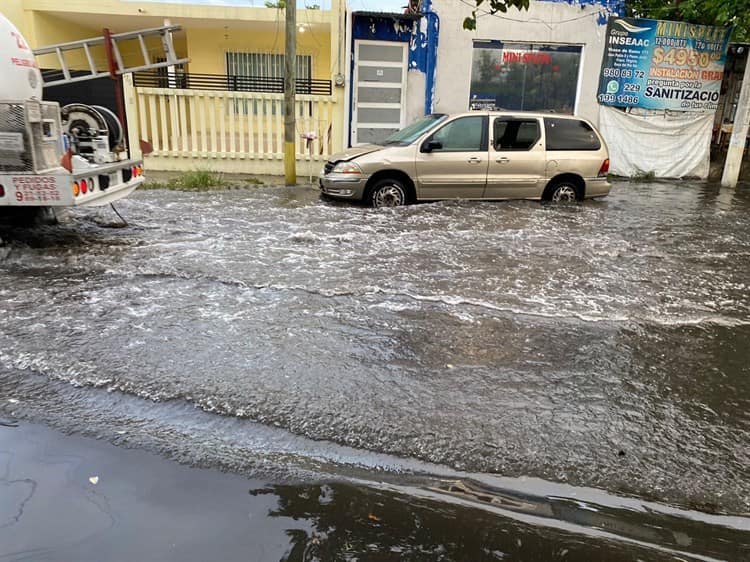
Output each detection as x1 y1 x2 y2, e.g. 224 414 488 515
0 207 57 227
368 179 407 208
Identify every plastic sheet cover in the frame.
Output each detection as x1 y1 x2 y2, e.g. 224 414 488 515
598 106 713 179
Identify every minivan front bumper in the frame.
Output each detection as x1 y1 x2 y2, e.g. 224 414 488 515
318 174 369 199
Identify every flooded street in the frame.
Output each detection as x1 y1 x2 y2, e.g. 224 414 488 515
1 179 750 559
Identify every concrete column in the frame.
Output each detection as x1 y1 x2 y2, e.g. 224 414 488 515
721 56 750 188
331 0 343 80
164 18 176 88
122 73 142 159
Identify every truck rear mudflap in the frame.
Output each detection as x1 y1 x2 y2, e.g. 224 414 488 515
0 161 145 207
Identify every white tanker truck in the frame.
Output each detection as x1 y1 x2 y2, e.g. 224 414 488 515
0 13 182 222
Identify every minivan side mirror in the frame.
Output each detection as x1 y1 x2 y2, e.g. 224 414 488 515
422 140 443 153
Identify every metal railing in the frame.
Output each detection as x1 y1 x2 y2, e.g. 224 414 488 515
133 71 333 95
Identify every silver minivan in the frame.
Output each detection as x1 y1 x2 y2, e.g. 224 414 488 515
319 111 611 207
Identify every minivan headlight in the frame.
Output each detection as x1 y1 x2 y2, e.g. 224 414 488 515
332 161 362 174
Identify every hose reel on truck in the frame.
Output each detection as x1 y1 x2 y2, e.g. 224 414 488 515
61 103 125 164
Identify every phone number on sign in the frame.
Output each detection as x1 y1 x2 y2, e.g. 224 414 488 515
597 94 640 104
12 176 62 203
602 68 646 79
15 190 61 202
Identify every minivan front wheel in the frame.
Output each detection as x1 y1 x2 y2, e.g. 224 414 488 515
544 180 582 203
368 179 407 208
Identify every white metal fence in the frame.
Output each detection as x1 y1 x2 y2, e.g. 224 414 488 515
125 79 338 175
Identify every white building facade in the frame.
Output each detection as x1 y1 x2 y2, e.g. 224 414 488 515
430 0 625 125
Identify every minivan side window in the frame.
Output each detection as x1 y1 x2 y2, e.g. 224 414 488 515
494 119 540 151
544 118 601 151
428 116 487 152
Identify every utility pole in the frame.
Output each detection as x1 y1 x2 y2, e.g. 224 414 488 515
722 54 750 188
284 0 297 185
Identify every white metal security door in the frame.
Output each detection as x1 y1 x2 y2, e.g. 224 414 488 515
352 40 408 146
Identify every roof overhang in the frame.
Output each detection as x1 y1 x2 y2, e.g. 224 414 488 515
352 11 422 21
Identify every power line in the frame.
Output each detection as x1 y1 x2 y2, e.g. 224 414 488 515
457 0 610 31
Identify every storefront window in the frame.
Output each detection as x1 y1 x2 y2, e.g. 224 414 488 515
469 41 582 113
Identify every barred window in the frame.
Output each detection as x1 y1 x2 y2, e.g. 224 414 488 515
226 52 313 115
226 52 312 83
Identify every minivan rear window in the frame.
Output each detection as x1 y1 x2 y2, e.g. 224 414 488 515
544 118 601 151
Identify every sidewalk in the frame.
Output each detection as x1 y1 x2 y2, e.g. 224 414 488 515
142 170 321 189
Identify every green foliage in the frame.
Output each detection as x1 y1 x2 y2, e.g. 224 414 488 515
629 169 656 181
143 170 226 191
462 0 530 30
626 0 748 41
264 0 285 8
462 0 745 40
173 170 227 190
143 170 266 191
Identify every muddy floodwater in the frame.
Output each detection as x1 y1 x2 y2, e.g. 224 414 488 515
1 180 749 560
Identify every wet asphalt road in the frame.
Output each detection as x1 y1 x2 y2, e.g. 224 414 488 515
1 179 750 559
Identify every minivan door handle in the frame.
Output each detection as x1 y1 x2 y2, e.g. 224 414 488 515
496 157 510 163
467 157 482 164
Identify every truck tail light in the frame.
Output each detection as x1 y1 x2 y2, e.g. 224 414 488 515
80 179 88 194
598 159 610 177
73 181 80 196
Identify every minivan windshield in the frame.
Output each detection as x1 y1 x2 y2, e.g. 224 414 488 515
382 114 447 145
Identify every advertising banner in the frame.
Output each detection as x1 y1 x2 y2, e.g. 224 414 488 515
597 17 732 112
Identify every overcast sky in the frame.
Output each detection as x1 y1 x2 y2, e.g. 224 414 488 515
128 0 410 12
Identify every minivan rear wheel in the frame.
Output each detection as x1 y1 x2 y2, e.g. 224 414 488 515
368 179 407 208
544 180 582 203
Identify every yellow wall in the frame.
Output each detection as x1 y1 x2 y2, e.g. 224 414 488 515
27 13 105 69
174 34 188 65
186 27 332 80
2 0 26 32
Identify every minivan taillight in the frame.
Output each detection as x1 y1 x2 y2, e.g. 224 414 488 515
598 158 610 177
